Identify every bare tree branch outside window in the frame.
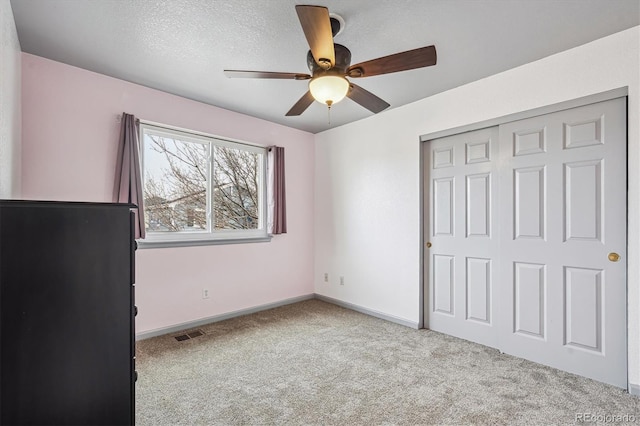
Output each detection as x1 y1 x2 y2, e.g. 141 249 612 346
143 133 260 233
213 146 259 230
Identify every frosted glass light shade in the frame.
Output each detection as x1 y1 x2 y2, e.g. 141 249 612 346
309 76 349 106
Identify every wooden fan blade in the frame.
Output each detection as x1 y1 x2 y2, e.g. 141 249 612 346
295 5 335 69
347 83 390 114
347 45 437 78
286 91 315 116
224 70 311 80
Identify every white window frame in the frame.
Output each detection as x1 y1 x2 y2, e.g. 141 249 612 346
138 121 269 248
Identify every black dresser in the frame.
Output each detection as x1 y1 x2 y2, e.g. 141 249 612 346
0 201 136 425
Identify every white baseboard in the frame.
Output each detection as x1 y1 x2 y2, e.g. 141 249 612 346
136 294 315 340
628 383 640 396
314 294 420 329
136 292 419 340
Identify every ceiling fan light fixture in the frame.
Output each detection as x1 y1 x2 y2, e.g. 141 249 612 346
309 75 349 106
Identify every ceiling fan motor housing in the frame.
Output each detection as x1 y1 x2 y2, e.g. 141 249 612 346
307 44 352 77
329 14 345 37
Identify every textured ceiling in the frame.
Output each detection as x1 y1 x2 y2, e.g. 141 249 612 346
10 0 640 134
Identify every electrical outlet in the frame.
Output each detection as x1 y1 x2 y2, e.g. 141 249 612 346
340 276 344 285
202 289 210 299
324 273 329 282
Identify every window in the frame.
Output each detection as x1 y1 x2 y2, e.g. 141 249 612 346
140 123 267 246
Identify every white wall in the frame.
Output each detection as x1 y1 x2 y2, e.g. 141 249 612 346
314 27 640 385
0 0 21 198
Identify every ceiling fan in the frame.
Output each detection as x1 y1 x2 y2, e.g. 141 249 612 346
224 5 437 117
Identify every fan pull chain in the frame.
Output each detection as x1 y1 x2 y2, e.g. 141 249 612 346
326 100 333 125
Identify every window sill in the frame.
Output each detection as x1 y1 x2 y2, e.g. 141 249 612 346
137 235 272 249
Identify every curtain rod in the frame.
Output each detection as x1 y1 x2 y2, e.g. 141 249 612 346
115 114 139 124
116 114 269 150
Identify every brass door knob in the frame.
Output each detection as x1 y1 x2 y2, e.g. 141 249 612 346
426 242 432 248
608 252 620 262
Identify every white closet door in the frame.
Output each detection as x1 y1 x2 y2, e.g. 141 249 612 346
425 97 627 388
497 98 627 388
427 127 500 348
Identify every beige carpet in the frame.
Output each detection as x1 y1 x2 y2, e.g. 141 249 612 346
135 299 638 425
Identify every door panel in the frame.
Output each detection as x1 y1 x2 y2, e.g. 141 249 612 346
433 255 455 315
514 166 546 239
564 160 602 241
433 178 454 236
426 127 500 347
465 257 491 323
425 97 627 388
466 174 490 237
513 262 546 339
563 266 602 352
497 98 626 388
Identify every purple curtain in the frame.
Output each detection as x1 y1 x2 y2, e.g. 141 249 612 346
270 146 287 234
114 113 145 239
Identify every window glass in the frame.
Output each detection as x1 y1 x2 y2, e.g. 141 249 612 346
143 133 209 233
213 146 260 230
140 123 266 245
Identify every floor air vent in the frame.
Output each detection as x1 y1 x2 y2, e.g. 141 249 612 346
174 329 205 342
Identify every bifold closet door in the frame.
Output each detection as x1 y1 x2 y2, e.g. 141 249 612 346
426 126 500 348
497 98 627 388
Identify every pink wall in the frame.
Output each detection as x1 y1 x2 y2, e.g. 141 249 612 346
21 53 315 335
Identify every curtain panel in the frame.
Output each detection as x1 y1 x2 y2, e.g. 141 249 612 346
113 113 145 239
267 146 287 234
